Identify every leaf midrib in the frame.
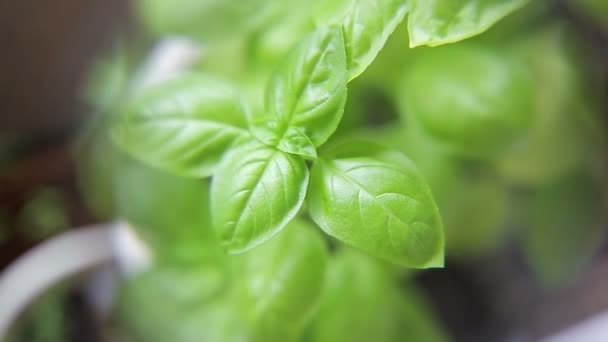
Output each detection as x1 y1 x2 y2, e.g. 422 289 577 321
228 148 279 246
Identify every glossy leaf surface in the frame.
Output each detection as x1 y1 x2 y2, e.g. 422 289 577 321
308 141 444 267
211 137 309 253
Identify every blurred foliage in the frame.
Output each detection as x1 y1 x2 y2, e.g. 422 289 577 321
17 188 69 240
521 172 606 287
6 287 67 342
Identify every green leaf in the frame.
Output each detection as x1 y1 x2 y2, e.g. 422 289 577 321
211 137 309 253
308 141 444 268
408 0 529 47
112 74 248 178
306 249 447 342
400 42 533 159
522 172 606 287
253 26 347 153
338 0 409 80
237 220 328 341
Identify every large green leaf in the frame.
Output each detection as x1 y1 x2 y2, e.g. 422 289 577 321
308 141 444 268
408 0 529 47
253 27 347 156
237 220 328 341
211 137 309 253
306 249 447 342
112 74 248 178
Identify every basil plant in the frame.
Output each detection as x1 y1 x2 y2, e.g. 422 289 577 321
75 0 607 341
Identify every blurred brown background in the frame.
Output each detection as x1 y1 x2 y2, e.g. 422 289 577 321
0 0 129 141
0 0 131 268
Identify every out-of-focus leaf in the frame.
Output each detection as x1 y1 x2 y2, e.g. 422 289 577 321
400 42 533 159
113 150 222 265
5 287 67 342
236 220 328 341
116 269 245 342
522 172 606 287
306 249 447 342
408 0 529 47
82 44 129 110
436 169 508 256
18 188 69 240
497 26 602 186
136 0 283 42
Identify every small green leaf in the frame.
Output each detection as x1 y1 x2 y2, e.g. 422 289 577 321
237 220 328 341
112 74 248 178
211 137 309 253
306 249 447 342
339 0 409 80
308 141 444 268
408 0 530 47
251 122 317 159
253 26 348 152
